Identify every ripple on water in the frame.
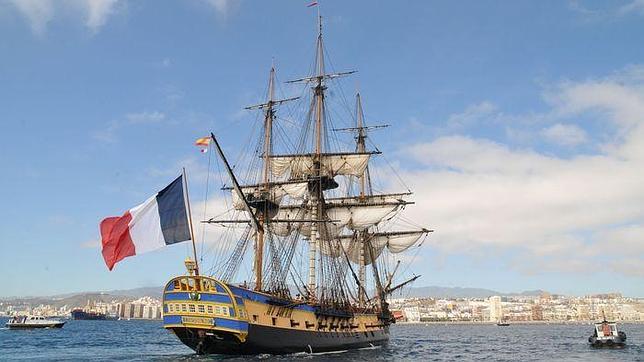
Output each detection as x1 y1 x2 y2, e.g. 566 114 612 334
1 319 644 361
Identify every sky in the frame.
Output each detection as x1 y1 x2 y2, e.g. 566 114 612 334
1 0 643 298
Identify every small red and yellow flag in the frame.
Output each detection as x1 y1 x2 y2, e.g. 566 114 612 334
195 137 210 146
195 136 210 153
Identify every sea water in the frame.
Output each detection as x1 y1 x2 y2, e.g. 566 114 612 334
0 318 642 361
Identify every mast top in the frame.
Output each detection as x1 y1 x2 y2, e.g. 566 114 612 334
245 65 299 110
318 14 322 36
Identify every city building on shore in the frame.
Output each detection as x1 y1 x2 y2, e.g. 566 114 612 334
388 293 644 323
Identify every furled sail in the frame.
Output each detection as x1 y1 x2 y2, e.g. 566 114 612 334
268 207 343 239
324 193 411 206
325 204 400 231
268 206 307 237
334 231 427 265
230 181 309 210
269 153 372 178
269 199 405 238
375 231 427 254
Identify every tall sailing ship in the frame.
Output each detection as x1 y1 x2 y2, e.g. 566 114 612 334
161 15 432 355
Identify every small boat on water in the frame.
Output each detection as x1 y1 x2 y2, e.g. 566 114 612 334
71 309 118 320
496 322 510 326
588 319 626 347
5 315 65 329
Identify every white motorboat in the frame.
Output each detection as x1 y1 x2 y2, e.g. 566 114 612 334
6 315 65 329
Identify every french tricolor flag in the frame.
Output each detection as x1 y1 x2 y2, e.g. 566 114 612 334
100 176 191 270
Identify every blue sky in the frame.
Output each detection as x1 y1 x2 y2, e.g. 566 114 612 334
1 0 644 298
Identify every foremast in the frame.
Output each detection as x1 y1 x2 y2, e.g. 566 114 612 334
245 65 298 292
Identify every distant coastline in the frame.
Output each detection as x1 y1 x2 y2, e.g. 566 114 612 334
396 320 644 325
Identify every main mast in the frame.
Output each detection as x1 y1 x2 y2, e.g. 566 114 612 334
356 92 367 307
308 15 326 299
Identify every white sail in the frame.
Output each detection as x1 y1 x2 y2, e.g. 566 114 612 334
335 231 427 265
326 204 400 231
270 202 399 238
268 206 307 237
231 181 309 210
268 206 343 239
376 232 426 253
270 153 371 178
325 193 411 205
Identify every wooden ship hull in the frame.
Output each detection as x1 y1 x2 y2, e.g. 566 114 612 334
171 322 389 355
162 275 390 355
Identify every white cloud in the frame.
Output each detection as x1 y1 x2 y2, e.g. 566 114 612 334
7 0 120 35
9 0 54 35
597 224 644 256
125 111 165 124
541 123 588 146
94 111 166 143
618 0 644 15
610 258 644 277
82 0 120 33
201 0 237 18
396 66 644 278
446 101 497 129
146 155 215 185
570 0 644 20
550 79 644 129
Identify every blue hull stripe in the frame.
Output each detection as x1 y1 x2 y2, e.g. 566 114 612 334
163 315 248 332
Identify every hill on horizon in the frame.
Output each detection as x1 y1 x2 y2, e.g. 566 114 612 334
1 285 549 305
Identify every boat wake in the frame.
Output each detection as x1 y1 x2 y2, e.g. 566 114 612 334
259 349 351 359
309 349 349 355
358 344 382 350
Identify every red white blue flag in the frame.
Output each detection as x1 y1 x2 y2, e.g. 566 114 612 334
100 175 191 270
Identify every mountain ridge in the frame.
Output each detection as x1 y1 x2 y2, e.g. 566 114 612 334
1 285 548 304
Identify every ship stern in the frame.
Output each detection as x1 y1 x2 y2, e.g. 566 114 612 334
162 274 249 355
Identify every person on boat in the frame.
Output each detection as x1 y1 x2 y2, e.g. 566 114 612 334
602 321 611 336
